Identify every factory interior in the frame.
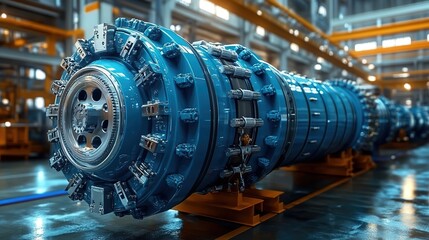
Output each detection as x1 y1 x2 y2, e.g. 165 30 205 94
1 0 429 239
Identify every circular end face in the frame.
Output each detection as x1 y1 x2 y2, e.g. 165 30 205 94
58 66 122 171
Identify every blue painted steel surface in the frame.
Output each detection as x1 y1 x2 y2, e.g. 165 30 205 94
46 18 428 219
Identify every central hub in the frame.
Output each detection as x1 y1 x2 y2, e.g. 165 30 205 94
57 66 122 171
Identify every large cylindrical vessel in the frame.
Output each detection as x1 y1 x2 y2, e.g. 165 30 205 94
46 18 400 219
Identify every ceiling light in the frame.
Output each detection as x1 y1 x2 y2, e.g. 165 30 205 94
404 83 411 90
368 76 376 81
317 57 324 63
0 13 6 19
290 43 299 52
343 46 349 52
294 29 299 36
361 59 367 64
304 36 309 42
393 73 410 78
256 10 262 16
402 67 408 72
405 99 412 106
368 63 375 70
314 64 322 70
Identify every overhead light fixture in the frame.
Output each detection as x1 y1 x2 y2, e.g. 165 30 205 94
0 13 6 19
314 64 322 70
342 70 348 76
404 83 411 90
343 46 349 52
402 67 408 72
361 59 367 64
342 58 347 64
304 36 309 42
289 29 294 34
293 29 299 36
256 10 262 16
317 57 324 63
405 99 412 106
348 62 353 67
393 73 410 78
368 76 376 81
368 63 375 70
290 43 299 52
4 121 11 127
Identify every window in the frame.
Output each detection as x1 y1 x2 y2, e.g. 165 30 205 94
354 41 377 51
318 5 327 17
200 0 230 20
256 26 265 37
200 0 215 14
177 0 192 6
35 97 45 109
215 6 229 20
382 37 411 48
35 69 46 80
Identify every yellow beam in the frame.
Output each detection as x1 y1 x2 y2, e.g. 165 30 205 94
265 0 360 60
210 0 369 80
374 79 428 89
378 69 429 79
350 40 429 57
331 17 429 42
0 17 84 39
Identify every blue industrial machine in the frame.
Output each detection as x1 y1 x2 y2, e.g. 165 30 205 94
46 18 426 219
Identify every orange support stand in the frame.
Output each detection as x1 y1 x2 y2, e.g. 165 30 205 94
281 148 375 177
174 188 284 226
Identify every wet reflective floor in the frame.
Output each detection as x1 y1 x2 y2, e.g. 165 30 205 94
0 145 428 239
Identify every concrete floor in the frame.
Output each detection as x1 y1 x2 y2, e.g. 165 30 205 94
0 145 428 239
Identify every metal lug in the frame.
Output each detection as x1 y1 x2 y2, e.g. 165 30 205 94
142 101 169 117
49 150 66 171
46 104 59 119
230 117 264 128
175 143 196 159
161 42 181 59
134 62 162 87
267 110 281 122
47 128 59 142
228 89 261 101
207 45 238 61
179 108 198 123
65 173 86 201
93 23 116 53
261 84 276 96
90 186 113 215
226 145 261 157
174 73 194 88
140 135 164 153
220 65 251 79
51 80 66 96
129 162 155 185
114 181 136 209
